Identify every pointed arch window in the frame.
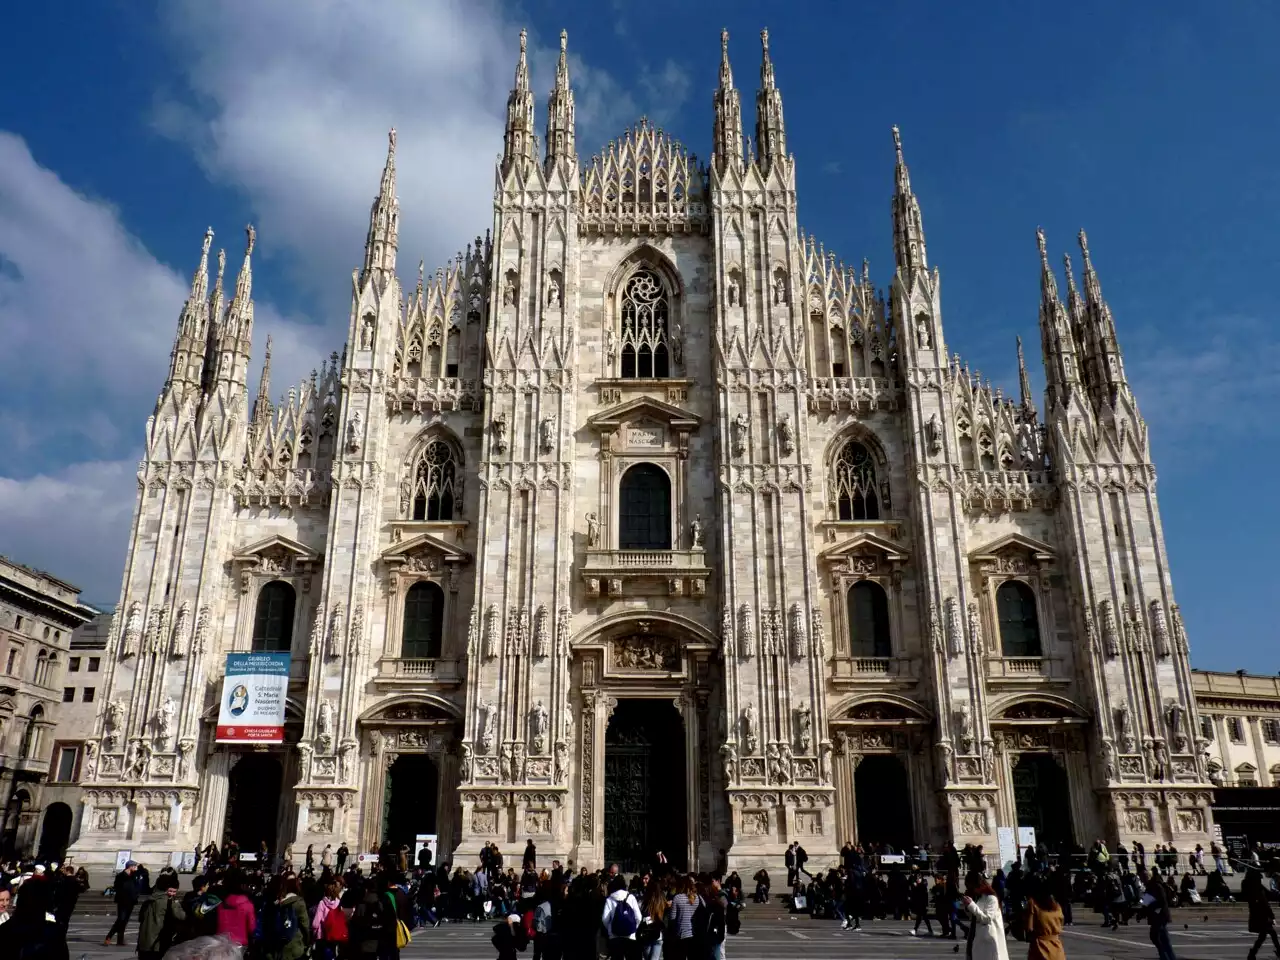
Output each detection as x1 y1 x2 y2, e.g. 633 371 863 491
618 463 672 550
402 581 444 659
411 440 459 521
252 581 296 652
835 441 880 520
996 581 1041 657
847 581 891 657
619 269 670 379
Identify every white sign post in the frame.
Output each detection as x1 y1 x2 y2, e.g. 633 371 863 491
997 827 1017 870
216 653 291 743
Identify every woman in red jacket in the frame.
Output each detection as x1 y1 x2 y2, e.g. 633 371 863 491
215 871 258 949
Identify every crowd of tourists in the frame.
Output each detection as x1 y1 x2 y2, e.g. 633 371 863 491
0 833 1277 960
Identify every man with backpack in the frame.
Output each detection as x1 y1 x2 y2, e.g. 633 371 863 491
693 879 728 960
601 875 642 960
351 881 397 959
260 873 312 960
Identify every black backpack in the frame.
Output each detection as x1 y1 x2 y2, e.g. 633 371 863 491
693 898 725 946
726 901 741 936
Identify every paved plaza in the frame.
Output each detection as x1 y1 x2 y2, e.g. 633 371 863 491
64 902 1258 960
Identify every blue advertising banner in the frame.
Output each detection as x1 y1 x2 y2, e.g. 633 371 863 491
215 652 291 743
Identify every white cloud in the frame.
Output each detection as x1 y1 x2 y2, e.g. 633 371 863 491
0 460 139 606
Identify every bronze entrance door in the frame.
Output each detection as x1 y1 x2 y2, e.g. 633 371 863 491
603 698 686 871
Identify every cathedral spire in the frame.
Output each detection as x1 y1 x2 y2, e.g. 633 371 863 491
891 125 928 281
712 28 743 176
1017 335 1034 413
1075 229 1129 403
1036 228 1080 410
252 335 273 429
502 29 537 174
166 227 215 395
210 225 257 392
754 29 786 171
544 30 576 170
361 129 399 282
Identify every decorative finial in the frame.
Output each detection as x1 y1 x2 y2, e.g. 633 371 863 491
201 226 213 257
891 125 903 160
1077 228 1091 262
761 28 770 53
722 27 729 55
560 29 567 53
1036 227 1048 266
388 127 397 153
519 27 527 54
245 224 256 255
418 260 425 286
216 249 226 283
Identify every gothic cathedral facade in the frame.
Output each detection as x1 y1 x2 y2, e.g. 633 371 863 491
71 30 1214 870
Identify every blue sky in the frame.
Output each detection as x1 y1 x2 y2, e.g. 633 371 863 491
0 1 1276 672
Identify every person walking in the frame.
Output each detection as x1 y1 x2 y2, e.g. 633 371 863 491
136 871 186 960
962 873 1009 960
910 873 934 936
336 842 350 873
785 843 797 888
602 875 642 960
1246 871 1280 960
1142 874 1176 960
103 859 141 946
1022 878 1065 960
215 870 257 951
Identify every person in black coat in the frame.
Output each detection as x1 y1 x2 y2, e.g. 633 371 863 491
524 839 537 870
1245 870 1279 960
104 861 141 946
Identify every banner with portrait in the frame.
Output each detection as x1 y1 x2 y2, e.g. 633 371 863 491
216 652 291 743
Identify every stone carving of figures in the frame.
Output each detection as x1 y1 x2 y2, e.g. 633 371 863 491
539 414 556 454
156 697 176 746
1170 603 1188 652
1166 702 1187 750
193 606 210 655
345 410 362 454
478 699 496 754
317 699 335 747
742 703 758 754
926 414 943 456
1150 600 1171 658
1018 426 1034 468
553 741 568 783
720 742 738 784
980 738 995 782
533 606 551 659
776 412 795 456
177 738 195 781
546 276 560 307
1099 739 1117 781
773 274 787 305
585 512 601 548
120 601 142 658
789 603 806 660
690 515 703 549
460 742 474 781
502 274 516 306
130 740 151 780
483 605 499 659
563 703 576 746
605 328 617 364
82 740 98 780
1114 704 1134 751
954 701 973 752
103 699 124 750
935 741 953 786
731 412 749 457
500 743 516 783
767 742 782 782
491 412 508 454
671 321 683 364
338 739 356 784
530 701 549 753
916 314 931 349
360 315 374 350
795 703 813 752
1152 740 1169 781
967 602 983 653
819 739 833 782
1100 600 1120 658
737 604 754 660
169 604 188 658
811 609 827 659
945 597 963 657
326 604 345 661
295 742 312 783
726 276 739 307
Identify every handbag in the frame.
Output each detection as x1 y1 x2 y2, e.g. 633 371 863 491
395 918 413 948
793 895 807 911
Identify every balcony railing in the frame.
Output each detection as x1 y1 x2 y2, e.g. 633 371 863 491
986 656 1055 679
580 549 712 597
377 658 462 683
583 549 707 571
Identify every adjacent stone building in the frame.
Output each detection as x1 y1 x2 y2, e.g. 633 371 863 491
0 557 97 859
69 29 1216 870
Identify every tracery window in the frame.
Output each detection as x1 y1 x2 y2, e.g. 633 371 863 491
618 463 672 550
401 581 444 659
619 269 670 379
996 581 1041 657
834 441 880 520
411 440 458 521
847 581 891 657
252 581 296 653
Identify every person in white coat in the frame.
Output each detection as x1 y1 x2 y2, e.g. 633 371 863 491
601 875 643 960
964 875 1010 960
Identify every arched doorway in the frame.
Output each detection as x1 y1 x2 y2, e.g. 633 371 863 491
37 802 73 861
854 754 913 851
383 754 439 851
604 698 686 871
1011 754 1072 848
225 753 284 852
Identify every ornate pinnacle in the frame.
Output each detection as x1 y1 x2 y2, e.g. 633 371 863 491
1036 226 1049 267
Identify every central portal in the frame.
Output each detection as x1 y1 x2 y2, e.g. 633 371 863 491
604 698 687 872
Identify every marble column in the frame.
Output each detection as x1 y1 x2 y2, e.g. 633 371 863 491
199 752 232 845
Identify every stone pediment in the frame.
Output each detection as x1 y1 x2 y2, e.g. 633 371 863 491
587 396 700 434
970 532 1055 571
819 531 907 573
233 534 320 565
0 698 16 714
381 532 471 568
